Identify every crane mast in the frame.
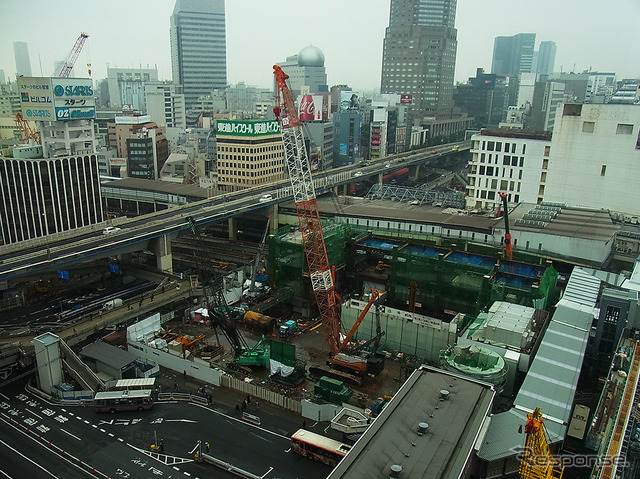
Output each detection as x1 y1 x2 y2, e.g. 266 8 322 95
57 33 89 78
498 192 513 260
273 65 342 355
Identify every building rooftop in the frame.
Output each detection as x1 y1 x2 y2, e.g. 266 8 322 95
327 367 495 479
80 340 139 370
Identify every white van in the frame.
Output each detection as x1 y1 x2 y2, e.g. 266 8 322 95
102 226 121 234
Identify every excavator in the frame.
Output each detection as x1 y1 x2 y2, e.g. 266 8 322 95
186 216 269 375
309 290 386 386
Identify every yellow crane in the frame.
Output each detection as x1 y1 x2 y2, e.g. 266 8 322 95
519 407 564 479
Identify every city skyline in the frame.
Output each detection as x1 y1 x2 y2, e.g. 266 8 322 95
0 0 638 92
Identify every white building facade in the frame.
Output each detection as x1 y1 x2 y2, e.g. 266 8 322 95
144 81 186 129
543 103 640 215
467 129 552 211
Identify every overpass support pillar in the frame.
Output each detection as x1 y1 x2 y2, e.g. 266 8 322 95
149 234 173 274
228 217 237 241
409 164 420 182
270 204 279 234
378 173 383 185
342 184 348 195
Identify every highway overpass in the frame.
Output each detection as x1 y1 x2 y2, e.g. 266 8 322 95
0 142 469 283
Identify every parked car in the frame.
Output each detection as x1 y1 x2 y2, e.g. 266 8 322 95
102 227 121 234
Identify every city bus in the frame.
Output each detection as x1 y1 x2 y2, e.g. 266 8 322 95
290 429 352 467
93 389 154 413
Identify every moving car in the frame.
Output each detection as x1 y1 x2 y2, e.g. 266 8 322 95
353 171 363 177
259 194 273 202
102 227 121 234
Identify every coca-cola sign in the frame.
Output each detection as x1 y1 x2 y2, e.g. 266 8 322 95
299 95 315 121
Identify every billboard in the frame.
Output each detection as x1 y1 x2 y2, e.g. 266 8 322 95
400 94 413 105
339 91 361 111
216 120 280 137
298 95 326 121
18 77 95 121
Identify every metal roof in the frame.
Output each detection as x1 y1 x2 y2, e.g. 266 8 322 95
327 367 495 479
80 341 139 370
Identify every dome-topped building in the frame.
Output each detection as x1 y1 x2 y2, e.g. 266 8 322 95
298 45 325 67
278 46 328 99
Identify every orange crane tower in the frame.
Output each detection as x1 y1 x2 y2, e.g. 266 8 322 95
272 65 342 356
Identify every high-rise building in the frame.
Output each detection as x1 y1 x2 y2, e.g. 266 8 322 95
491 33 536 78
453 68 508 128
107 68 159 111
381 0 458 124
13 42 32 77
170 0 227 120
534 41 556 76
215 119 285 192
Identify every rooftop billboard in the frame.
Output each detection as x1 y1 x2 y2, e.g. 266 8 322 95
18 77 95 121
216 120 280 137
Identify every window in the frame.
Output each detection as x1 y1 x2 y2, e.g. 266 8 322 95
617 124 633 135
544 146 550 156
601 165 607 176
487 141 495 151
582 122 595 133
503 156 510 165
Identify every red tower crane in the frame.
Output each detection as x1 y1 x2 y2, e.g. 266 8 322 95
14 113 41 145
498 192 513 260
273 65 342 356
57 33 89 78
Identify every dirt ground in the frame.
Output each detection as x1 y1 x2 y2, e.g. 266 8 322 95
165 317 410 410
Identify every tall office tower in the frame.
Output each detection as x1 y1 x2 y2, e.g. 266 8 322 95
534 41 556 76
381 0 458 123
13 42 32 77
491 33 536 78
107 67 159 111
170 0 227 121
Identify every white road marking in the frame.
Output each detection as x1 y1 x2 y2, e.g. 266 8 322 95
0 438 58 478
25 409 42 420
60 428 81 441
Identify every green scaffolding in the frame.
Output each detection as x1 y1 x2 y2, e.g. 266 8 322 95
268 222 557 315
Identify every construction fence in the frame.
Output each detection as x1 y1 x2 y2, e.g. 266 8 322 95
221 375 302 414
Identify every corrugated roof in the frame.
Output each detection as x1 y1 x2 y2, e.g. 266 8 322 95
560 266 601 306
80 341 139 370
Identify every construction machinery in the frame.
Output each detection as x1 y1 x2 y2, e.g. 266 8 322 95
518 407 564 479
498 192 513 260
14 113 41 145
273 65 385 386
185 216 269 374
273 66 341 348
243 216 271 302
309 290 385 386
57 33 89 78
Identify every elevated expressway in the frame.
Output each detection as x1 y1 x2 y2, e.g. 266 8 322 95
0 142 469 285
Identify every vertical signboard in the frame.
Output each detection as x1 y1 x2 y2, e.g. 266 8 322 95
18 77 54 121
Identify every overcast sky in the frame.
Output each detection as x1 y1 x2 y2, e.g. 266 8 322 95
1 0 638 91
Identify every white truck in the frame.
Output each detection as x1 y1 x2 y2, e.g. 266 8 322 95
102 298 123 311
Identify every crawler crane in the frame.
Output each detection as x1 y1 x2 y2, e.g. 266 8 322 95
273 66 385 385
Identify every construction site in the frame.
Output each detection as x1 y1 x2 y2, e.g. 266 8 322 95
5 60 640 479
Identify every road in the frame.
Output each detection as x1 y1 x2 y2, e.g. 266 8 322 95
0 378 329 479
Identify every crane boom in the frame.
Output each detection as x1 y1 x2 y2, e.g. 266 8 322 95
498 192 513 260
57 33 89 78
273 64 342 355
